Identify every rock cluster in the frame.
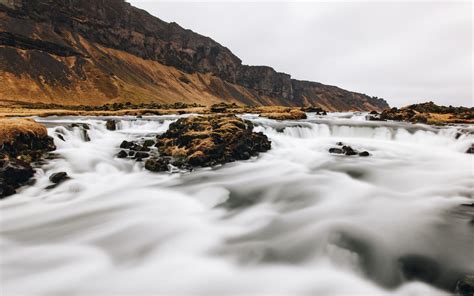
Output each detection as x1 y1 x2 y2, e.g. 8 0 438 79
301 106 328 115
121 115 271 172
380 102 474 124
117 139 155 161
0 119 55 199
329 142 370 157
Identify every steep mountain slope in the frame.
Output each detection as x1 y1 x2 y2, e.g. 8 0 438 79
0 0 389 110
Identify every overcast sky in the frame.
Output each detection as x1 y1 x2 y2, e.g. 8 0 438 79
129 0 472 107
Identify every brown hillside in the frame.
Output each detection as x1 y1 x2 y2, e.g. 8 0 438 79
0 0 389 111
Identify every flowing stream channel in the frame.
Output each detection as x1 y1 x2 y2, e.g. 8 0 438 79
1 113 473 295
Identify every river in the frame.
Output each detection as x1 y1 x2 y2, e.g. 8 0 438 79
1 112 473 295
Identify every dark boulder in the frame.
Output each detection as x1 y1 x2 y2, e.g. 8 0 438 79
144 158 169 172
106 120 116 131
120 140 133 149
359 151 370 157
143 139 155 147
0 181 16 199
329 148 344 154
342 145 357 156
1 160 34 186
49 172 69 184
117 150 128 158
134 152 149 161
455 275 474 296
466 144 474 154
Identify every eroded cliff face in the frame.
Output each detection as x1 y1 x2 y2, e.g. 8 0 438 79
0 0 389 110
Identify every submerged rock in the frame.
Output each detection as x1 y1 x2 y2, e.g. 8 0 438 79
466 144 474 154
117 150 128 158
329 143 370 157
455 275 474 296
399 254 440 284
49 172 69 184
329 148 344 154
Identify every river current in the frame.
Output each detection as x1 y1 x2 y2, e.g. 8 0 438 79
1 112 473 295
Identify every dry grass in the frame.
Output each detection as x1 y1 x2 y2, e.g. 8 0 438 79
0 118 48 146
427 113 474 124
260 109 307 120
0 107 208 118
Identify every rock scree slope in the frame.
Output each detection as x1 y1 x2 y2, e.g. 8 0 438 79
0 0 389 111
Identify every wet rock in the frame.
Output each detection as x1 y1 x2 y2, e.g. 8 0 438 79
120 140 133 149
144 158 169 172
0 119 57 199
117 150 128 158
329 148 344 154
57 134 65 141
0 181 16 199
399 255 439 284
49 172 69 184
342 145 357 156
455 275 474 296
143 139 155 147
70 123 90 141
466 144 474 154
106 120 116 131
134 152 149 160
70 123 90 130
1 160 34 186
329 144 370 157
128 151 135 157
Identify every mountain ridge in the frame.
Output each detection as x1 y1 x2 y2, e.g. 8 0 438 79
0 0 389 111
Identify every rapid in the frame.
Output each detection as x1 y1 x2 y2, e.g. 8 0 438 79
1 112 473 295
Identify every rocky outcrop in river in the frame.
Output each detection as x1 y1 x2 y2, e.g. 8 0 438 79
117 115 271 171
381 102 474 125
0 118 55 198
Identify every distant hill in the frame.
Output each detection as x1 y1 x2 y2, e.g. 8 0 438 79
0 0 389 111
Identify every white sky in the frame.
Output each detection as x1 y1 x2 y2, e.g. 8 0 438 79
129 0 473 107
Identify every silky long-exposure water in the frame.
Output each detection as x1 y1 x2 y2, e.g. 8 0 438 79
1 113 473 295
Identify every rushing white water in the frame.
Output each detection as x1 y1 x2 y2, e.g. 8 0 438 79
1 113 473 295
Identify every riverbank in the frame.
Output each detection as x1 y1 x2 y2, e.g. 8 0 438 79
0 118 55 198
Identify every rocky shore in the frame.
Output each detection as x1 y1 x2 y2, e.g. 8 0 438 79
117 114 271 172
0 118 55 198
379 102 474 125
